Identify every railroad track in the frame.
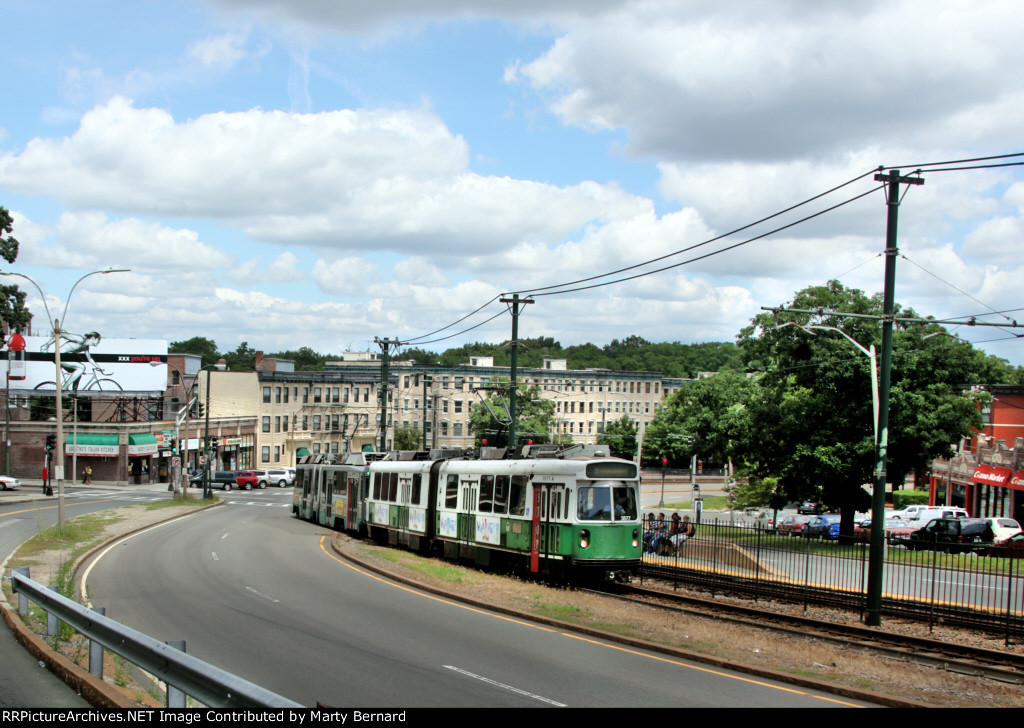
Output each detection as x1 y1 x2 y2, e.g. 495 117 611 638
587 581 1024 685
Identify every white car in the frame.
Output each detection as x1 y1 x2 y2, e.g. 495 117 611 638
0 475 22 490
982 517 1022 543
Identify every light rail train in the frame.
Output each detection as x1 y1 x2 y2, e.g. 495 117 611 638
293 444 642 581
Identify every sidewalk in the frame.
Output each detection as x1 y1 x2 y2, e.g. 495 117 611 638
0 477 182 504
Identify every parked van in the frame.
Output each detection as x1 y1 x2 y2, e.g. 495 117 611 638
900 505 968 525
905 517 994 553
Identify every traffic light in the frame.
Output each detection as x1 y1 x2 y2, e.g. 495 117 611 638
45 433 56 451
191 402 204 418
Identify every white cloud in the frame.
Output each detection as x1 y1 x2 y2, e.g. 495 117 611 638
185 32 255 70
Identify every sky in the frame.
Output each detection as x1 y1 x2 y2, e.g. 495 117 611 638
2 0 1024 366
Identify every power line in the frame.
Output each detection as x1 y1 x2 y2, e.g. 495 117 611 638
522 185 883 298
510 168 882 297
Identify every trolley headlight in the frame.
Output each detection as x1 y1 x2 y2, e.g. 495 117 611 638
632 528 640 549
579 529 591 549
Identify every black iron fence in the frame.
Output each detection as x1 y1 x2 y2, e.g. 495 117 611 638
640 520 1024 640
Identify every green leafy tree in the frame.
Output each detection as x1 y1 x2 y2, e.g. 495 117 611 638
169 336 220 369
599 415 638 460
739 280 990 536
393 423 422 451
222 341 257 371
643 373 753 469
468 379 554 448
0 206 31 334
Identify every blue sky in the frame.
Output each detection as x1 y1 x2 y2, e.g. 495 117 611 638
2 0 1024 367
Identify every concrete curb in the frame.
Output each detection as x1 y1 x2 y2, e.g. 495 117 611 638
1 497 223 708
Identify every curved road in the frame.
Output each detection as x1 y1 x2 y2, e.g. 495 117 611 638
81 492 870 708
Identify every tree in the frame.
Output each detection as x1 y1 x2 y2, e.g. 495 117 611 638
643 373 753 469
222 341 256 371
393 423 422 451
0 206 31 334
468 379 555 448
599 415 638 460
738 280 989 536
169 336 219 369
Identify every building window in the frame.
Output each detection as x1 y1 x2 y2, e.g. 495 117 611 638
302 388 309 403
261 446 270 463
171 370 180 386
313 415 321 431
275 416 281 433
262 416 270 433
263 387 271 403
454 400 463 414
314 387 322 403
274 446 280 462
275 387 281 403
302 415 309 430
282 416 288 432
332 387 340 403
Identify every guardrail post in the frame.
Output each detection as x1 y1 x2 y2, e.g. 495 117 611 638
166 640 186 708
89 607 106 678
12 566 30 615
46 585 59 636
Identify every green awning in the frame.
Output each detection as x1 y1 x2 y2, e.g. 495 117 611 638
128 433 158 456
66 434 118 456
296 447 311 457
66 434 118 446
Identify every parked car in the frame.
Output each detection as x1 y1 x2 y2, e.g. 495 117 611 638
979 517 1022 543
797 501 820 515
777 514 813 537
188 471 239 491
902 517 994 553
853 516 910 540
896 505 968 526
753 511 775 531
804 514 841 540
988 532 1024 558
0 475 21 490
260 468 295 488
234 471 261 490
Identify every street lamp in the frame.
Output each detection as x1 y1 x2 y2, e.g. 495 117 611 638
0 268 130 529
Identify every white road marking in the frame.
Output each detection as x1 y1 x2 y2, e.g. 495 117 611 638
246 586 279 603
443 665 566 707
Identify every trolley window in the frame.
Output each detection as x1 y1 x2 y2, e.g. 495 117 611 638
479 475 495 513
411 474 422 505
509 476 527 516
493 475 510 515
444 474 458 508
577 484 637 521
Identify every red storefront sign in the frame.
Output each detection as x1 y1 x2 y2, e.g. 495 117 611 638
971 465 1013 486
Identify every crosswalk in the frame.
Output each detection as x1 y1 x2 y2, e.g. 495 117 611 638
62 489 292 508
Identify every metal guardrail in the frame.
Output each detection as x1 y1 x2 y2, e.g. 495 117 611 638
640 520 1024 640
10 567 302 708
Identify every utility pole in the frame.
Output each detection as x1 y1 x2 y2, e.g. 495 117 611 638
865 169 923 627
421 375 432 450
499 294 533 454
375 337 400 452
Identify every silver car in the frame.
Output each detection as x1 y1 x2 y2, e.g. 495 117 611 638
261 468 295 488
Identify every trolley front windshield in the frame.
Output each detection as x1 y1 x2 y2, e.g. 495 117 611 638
576 483 638 522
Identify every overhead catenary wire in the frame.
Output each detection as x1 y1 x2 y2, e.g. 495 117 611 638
509 167 883 297
519 184 883 298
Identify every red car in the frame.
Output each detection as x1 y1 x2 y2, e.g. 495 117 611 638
777 515 813 537
234 471 261 490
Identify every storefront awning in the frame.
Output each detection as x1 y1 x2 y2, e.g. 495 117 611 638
128 433 159 457
66 434 119 457
970 464 1013 486
296 447 311 457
